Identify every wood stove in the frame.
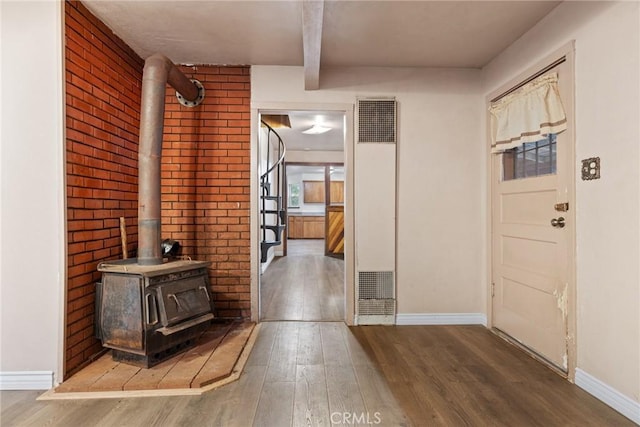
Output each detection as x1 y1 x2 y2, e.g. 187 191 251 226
96 259 213 367
95 54 212 368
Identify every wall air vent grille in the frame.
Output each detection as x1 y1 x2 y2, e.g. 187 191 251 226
357 271 395 324
356 98 397 144
358 299 395 316
358 271 394 299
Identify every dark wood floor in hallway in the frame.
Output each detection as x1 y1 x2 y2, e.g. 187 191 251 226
351 324 636 427
261 239 344 321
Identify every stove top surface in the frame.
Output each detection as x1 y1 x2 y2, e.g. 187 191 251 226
97 258 211 277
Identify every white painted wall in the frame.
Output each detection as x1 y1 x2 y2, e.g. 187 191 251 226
252 66 484 315
0 1 65 388
286 150 344 163
483 0 640 409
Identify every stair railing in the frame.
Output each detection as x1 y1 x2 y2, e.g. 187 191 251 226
260 120 287 262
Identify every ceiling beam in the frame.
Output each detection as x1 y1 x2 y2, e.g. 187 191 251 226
302 0 324 90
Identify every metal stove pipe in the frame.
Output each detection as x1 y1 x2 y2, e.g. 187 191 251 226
137 54 199 265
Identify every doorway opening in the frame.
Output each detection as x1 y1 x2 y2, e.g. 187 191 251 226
258 110 347 322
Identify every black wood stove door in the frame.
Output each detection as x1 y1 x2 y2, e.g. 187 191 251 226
155 273 211 326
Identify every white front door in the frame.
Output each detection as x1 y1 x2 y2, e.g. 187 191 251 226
491 60 574 372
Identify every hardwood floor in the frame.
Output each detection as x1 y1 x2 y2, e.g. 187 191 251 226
52 321 254 394
2 322 635 426
286 239 325 256
351 324 636 427
3 243 634 427
0 322 409 427
261 240 344 321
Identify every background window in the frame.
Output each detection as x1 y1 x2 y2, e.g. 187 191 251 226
503 134 556 181
288 183 300 207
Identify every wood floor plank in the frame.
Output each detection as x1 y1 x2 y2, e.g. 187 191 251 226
265 322 300 382
293 364 330 427
0 391 47 426
261 240 345 322
246 321 278 367
320 322 352 367
20 397 120 427
296 322 324 365
325 364 369 427
92 395 192 427
0 389 39 411
191 321 255 388
156 323 234 389
174 364 268 427
253 381 295 427
320 258 344 321
302 273 323 321
55 353 117 392
353 364 410 427
89 362 141 392
121 356 177 391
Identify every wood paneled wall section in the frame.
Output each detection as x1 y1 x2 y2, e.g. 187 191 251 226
326 206 345 256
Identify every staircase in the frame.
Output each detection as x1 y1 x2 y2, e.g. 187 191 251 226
260 120 287 263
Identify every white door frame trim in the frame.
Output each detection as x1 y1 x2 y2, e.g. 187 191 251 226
485 40 577 380
250 102 355 325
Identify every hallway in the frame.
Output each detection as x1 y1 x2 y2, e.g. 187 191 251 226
260 240 345 321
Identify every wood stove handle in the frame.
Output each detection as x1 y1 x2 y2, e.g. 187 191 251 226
168 293 183 311
145 293 158 325
199 286 210 301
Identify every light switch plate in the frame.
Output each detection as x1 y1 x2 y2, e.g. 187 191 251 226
581 157 600 180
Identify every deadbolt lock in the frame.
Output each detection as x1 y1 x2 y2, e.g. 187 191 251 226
554 202 569 212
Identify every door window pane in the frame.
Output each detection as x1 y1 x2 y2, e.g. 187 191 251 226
503 134 556 181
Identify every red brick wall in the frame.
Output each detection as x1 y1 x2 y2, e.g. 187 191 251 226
65 0 143 375
161 66 251 318
64 2 251 377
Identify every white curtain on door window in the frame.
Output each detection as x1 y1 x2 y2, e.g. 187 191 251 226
489 73 567 153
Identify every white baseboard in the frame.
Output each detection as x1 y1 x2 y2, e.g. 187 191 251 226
0 371 54 390
575 368 640 424
396 313 487 326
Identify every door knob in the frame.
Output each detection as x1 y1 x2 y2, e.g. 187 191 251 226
550 217 565 228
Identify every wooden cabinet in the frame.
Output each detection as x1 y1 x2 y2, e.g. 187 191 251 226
303 181 324 203
303 180 344 204
330 181 344 204
303 217 324 238
288 216 304 239
288 215 324 239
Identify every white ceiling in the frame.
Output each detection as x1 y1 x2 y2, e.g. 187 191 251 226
263 111 345 151
287 164 344 175
81 1 561 151
82 0 561 69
